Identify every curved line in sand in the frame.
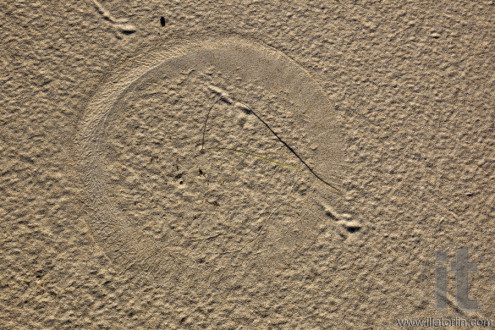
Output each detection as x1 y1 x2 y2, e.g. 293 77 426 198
75 36 343 283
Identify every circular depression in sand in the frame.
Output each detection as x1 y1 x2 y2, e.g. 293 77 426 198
76 36 342 285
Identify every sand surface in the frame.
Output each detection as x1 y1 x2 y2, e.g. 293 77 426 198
1 1 494 328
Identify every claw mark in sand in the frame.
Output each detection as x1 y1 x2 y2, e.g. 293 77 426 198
91 0 137 35
207 84 233 104
321 202 361 233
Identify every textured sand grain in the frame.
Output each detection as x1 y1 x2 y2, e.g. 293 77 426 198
1 1 494 328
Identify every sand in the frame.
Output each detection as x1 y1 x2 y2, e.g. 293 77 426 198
1 1 494 328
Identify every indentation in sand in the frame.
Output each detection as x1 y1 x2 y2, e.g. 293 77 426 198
75 36 343 287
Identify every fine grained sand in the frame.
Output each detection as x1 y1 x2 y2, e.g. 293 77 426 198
1 1 494 328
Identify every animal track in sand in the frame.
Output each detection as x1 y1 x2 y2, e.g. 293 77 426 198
75 36 344 286
90 0 137 36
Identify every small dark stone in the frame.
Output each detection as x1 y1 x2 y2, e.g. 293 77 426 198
346 226 361 233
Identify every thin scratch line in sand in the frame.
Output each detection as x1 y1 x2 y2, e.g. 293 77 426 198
201 91 341 193
200 95 221 151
